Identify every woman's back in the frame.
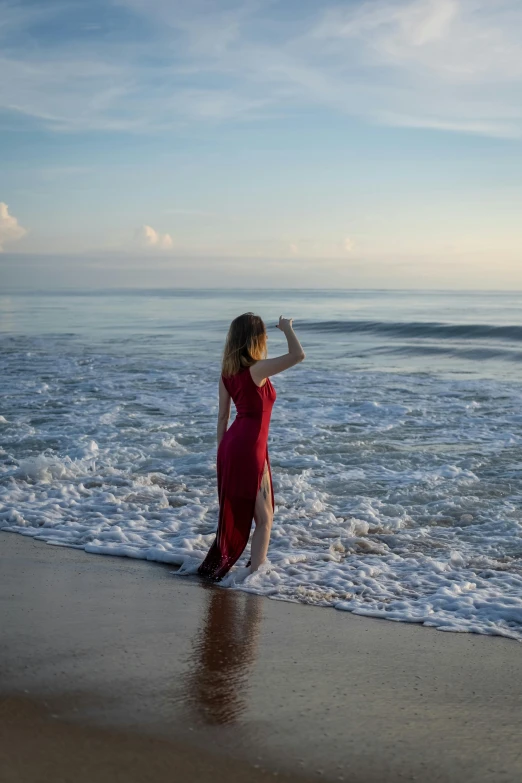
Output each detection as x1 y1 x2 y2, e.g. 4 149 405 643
222 367 276 422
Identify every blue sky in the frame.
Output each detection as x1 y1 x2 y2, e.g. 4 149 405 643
1 0 522 288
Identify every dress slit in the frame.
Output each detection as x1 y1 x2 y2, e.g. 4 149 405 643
255 452 274 513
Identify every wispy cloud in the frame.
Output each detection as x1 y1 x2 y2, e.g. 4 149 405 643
0 202 26 251
315 0 522 81
1 0 521 137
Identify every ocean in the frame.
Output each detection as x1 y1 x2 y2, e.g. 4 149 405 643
1 288 522 640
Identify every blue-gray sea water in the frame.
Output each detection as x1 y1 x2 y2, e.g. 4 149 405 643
2 288 522 639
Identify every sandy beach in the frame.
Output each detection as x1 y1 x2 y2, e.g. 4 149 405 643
1 532 521 783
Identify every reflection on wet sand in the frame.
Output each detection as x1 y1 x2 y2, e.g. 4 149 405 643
184 584 263 725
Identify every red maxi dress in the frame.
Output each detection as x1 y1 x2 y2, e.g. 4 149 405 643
198 366 276 581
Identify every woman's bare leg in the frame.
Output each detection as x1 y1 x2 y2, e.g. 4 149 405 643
250 464 273 571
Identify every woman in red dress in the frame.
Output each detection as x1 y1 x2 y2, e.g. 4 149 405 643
198 313 305 582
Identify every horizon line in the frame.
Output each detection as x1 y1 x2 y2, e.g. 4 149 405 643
2 286 522 295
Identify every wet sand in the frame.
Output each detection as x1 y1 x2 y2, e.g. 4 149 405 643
1 532 522 782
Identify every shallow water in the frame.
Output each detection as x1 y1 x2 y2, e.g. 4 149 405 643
2 288 522 639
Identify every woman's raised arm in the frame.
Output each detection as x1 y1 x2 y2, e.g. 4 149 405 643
250 316 305 386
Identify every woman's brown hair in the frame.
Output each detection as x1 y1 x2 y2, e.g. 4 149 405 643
222 312 267 377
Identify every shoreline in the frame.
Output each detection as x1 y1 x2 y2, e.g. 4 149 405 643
2 531 522 782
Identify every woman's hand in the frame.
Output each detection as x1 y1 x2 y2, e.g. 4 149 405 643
277 315 293 333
